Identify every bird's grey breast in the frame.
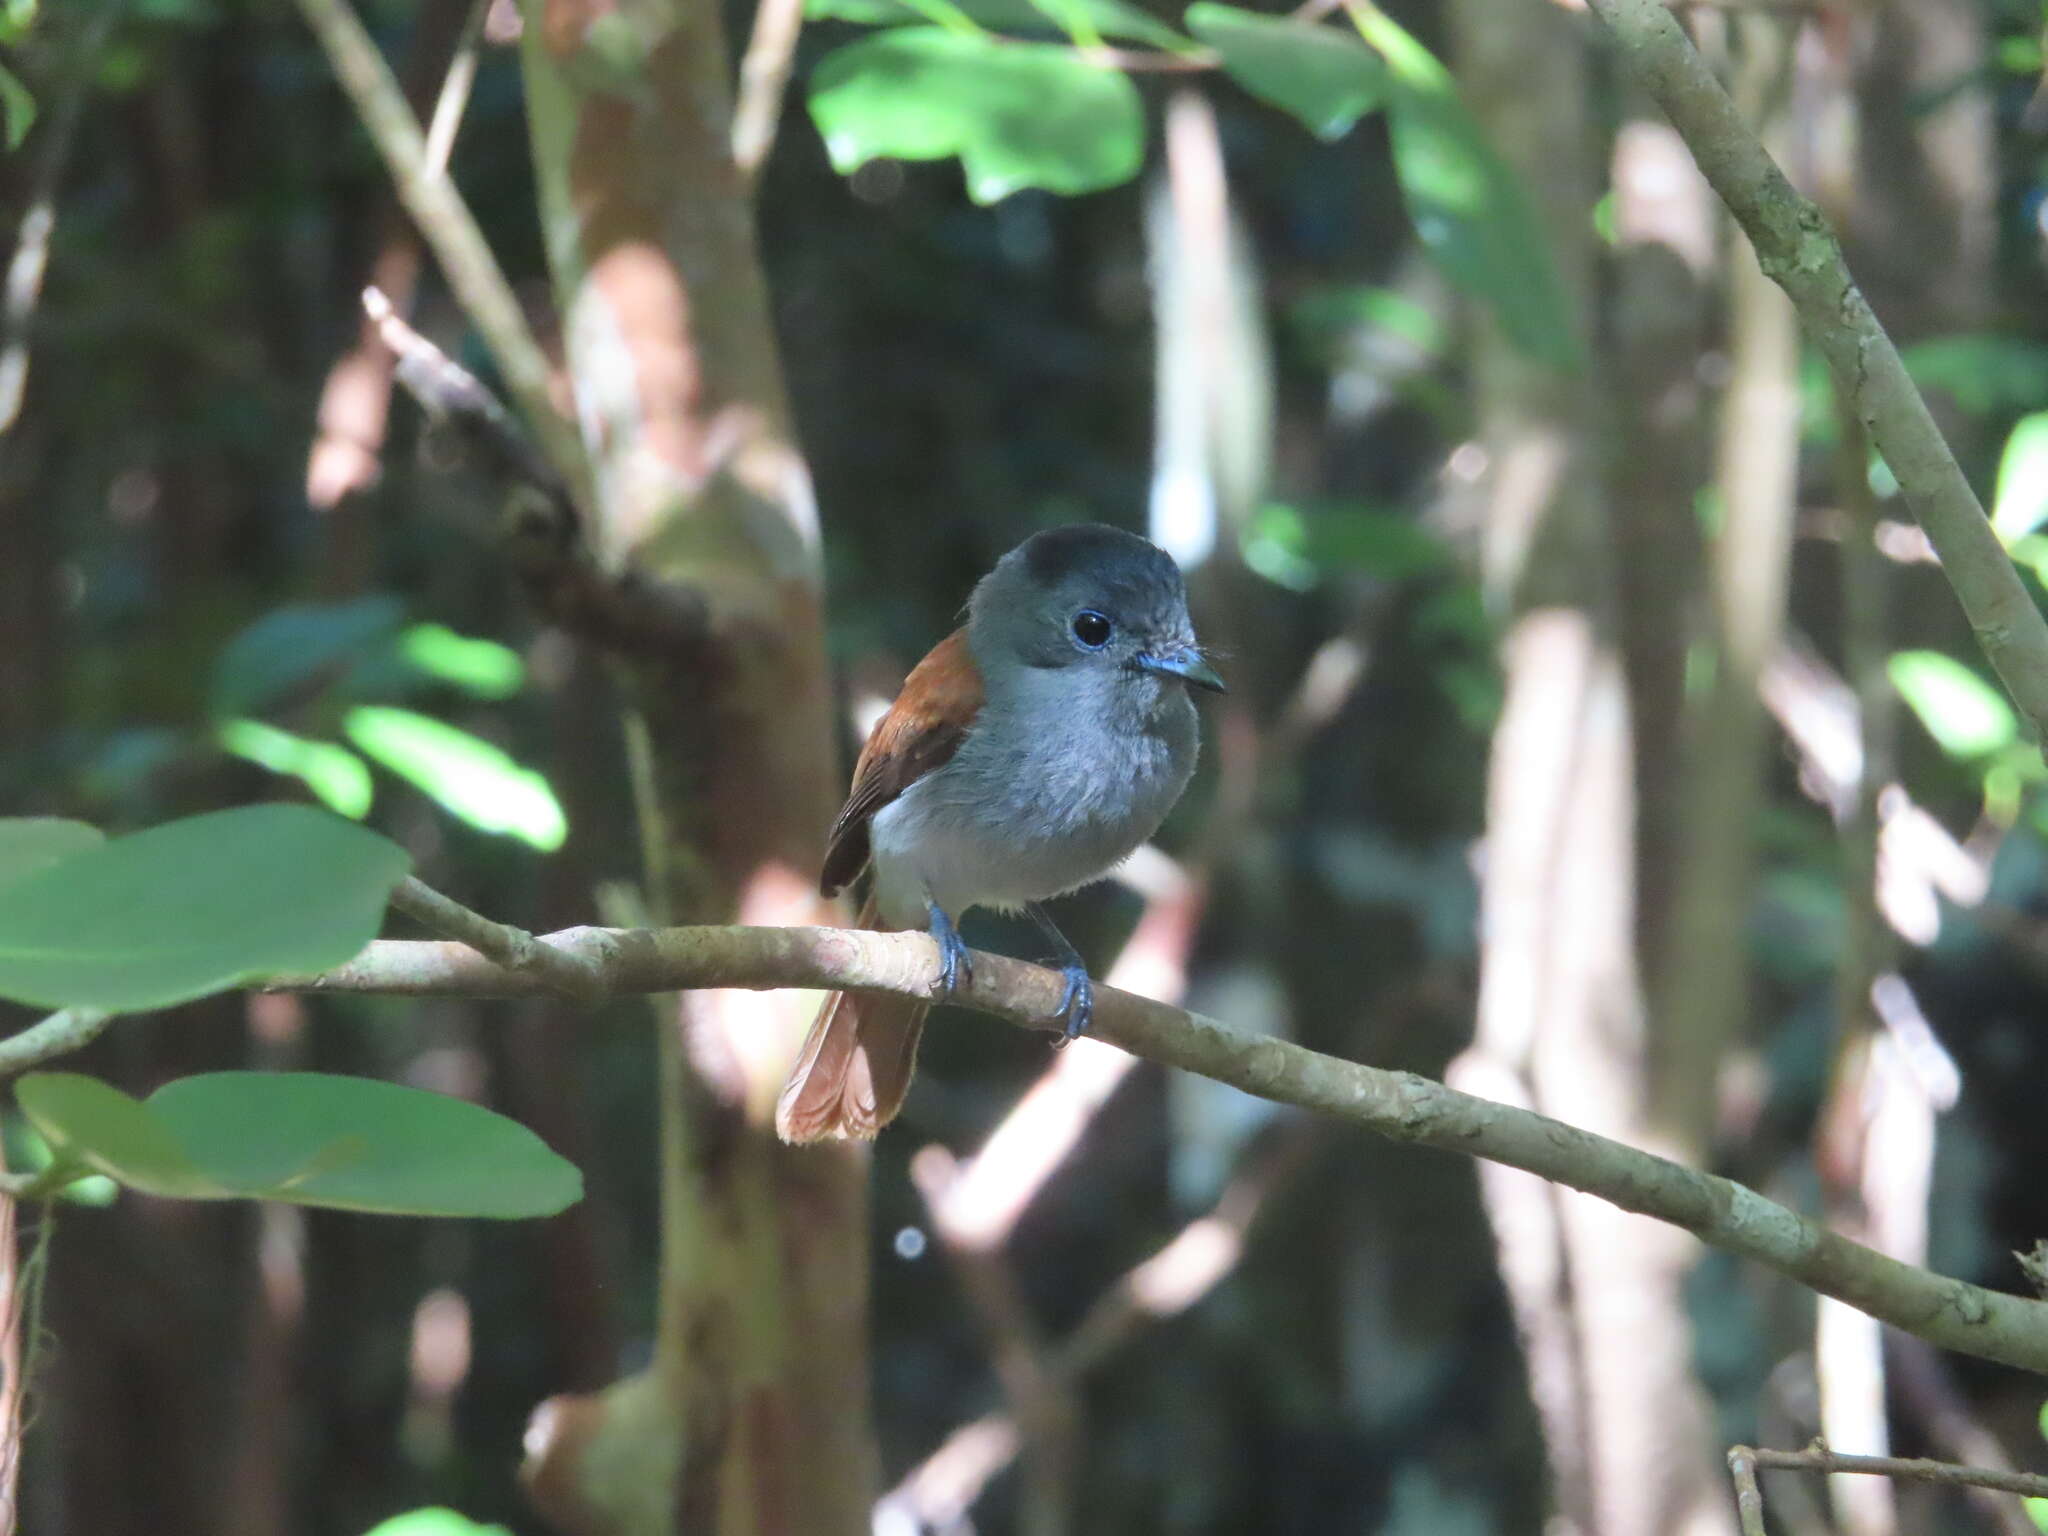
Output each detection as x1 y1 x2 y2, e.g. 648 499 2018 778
868 681 1199 920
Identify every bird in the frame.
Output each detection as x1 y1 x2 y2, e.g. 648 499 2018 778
775 523 1224 1143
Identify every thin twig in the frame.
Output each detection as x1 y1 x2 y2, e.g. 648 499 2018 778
1738 1443 2048 1500
388 877 608 997
1728 1447 1769 1536
730 0 807 184
421 0 489 179
1583 0 2048 752
266 917 2048 1378
0 2 121 437
362 289 711 653
290 0 589 505
0 1010 111 1078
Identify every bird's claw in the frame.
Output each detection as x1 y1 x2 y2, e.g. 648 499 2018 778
927 903 972 1000
1048 961 1093 1047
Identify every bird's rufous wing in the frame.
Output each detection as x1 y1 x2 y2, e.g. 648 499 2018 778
820 626 983 898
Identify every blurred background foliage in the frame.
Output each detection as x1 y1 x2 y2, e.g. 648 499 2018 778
12 0 2048 1531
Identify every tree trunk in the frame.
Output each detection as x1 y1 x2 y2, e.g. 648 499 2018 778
1443 5 1732 1533
513 1 874 1530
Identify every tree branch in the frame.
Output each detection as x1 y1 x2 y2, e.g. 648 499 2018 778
290 0 590 505
268 920 2048 1378
0 1009 110 1078
1732 1442 2048 1504
1582 0 2048 748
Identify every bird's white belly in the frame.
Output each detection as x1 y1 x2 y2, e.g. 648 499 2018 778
866 708 1195 928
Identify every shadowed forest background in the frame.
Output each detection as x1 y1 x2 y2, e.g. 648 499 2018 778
10 0 2048 1532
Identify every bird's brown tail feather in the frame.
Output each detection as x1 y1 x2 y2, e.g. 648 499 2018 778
774 893 929 1142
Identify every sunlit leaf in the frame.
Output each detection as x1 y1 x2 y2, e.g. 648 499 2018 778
1186 4 1385 141
806 0 1190 49
396 624 525 699
360 1511 515 1536
1994 412 2048 544
210 596 404 718
218 719 374 819
809 28 1143 203
1351 5 1582 373
1888 650 2019 760
18 1072 582 1218
0 60 34 150
0 805 408 1011
2 1116 117 1206
344 707 566 851
2026 1496 2048 1536
0 819 102 893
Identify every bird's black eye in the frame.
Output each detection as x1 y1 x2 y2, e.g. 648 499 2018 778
1070 609 1113 650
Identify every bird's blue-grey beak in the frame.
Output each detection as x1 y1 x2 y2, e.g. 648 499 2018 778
1138 648 1226 693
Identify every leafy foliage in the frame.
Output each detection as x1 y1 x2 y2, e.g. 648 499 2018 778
0 806 408 1011
807 0 1190 48
17 1071 581 1217
344 707 568 851
1350 4 1581 373
0 819 103 891
809 28 1144 203
217 719 375 818
1889 650 2019 760
1185 4 1385 141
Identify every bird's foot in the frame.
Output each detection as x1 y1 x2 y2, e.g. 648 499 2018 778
926 901 972 999
1048 961 1094 1047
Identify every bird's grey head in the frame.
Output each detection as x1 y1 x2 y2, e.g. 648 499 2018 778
967 524 1225 703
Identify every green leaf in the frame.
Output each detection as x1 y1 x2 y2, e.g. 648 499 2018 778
1903 335 2048 419
806 0 1190 50
2 1115 119 1205
344 707 567 851
395 624 525 699
210 596 404 718
1351 5 1582 373
1993 412 2048 544
1889 650 2019 760
17 1074 223 1199
1186 4 1386 141
18 1072 582 1218
1243 501 1449 589
809 29 1144 203
0 805 409 1011
218 720 375 819
0 819 103 893
0 60 33 150
2026 1496 2048 1536
150 1074 582 1217
361 1511 515 1536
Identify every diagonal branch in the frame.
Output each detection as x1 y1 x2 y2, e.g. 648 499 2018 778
267 918 2048 1378
290 0 590 505
1581 0 2048 748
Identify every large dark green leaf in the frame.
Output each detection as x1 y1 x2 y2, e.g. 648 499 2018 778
0 819 103 894
0 805 409 1011
1352 7 1582 374
210 595 404 718
806 0 1190 50
18 1072 582 1218
810 28 1144 203
1186 4 1385 141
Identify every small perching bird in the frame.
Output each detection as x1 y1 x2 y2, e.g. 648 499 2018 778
776 524 1224 1143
